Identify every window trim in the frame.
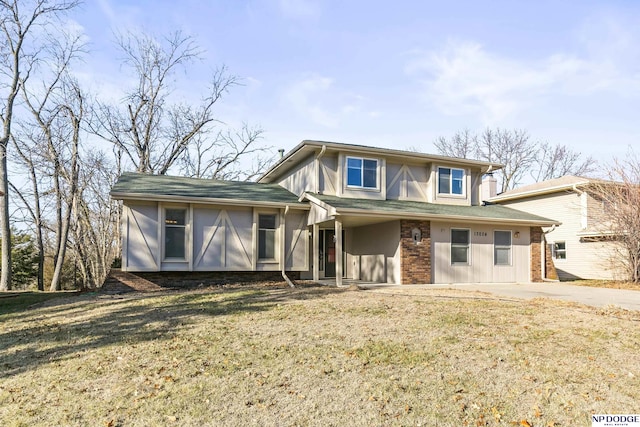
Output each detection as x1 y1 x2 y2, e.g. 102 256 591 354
257 212 278 263
437 166 466 197
345 156 379 190
450 228 471 265
163 207 188 262
553 241 567 261
493 230 512 266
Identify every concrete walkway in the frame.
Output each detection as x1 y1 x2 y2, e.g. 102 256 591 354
323 279 640 311
423 282 640 311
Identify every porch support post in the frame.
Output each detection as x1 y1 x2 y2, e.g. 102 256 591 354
312 223 319 281
335 219 343 287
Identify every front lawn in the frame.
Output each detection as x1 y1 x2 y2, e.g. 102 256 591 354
0 284 638 426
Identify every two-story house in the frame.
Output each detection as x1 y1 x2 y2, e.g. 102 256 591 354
110 140 559 285
490 175 620 280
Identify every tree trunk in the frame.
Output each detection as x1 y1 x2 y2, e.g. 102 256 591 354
0 144 11 291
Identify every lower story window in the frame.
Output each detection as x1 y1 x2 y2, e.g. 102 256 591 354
165 208 186 259
258 214 276 260
451 229 470 264
553 241 566 260
494 230 512 265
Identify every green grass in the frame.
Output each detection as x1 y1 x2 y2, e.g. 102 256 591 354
0 285 639 426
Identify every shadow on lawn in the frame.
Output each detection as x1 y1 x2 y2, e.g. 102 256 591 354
0 284 348 379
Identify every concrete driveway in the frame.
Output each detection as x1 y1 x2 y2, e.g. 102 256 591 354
427 282 640 311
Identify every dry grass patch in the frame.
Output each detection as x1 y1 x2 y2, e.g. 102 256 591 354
1 284 639 427
566 279 640 291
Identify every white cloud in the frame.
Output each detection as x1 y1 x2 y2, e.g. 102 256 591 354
406 35 640 124
277 0 321 20
282 75 380 128
284 75 338 127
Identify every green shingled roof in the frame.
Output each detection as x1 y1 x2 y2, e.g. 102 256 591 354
111 173 303 205
311 193 559 225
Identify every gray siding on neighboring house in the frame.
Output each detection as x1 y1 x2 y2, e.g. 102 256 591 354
348 220 401 284
500 192 619 280
431 221 530 283
121 201 309 273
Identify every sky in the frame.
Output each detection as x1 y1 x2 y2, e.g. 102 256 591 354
69 0 640 164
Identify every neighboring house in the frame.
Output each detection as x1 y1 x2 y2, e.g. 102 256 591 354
490 175 620 280
111 140 559 285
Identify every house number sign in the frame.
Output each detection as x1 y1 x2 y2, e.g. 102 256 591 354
474 231 488 237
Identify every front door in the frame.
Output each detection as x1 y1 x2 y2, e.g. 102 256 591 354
322 230 345 278
324 230 336 277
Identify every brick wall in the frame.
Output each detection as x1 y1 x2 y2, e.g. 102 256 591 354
544 241 559 280
530 227 543 282
400 220 431 284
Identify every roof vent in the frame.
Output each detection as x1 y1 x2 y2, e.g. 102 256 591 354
278 148 285 158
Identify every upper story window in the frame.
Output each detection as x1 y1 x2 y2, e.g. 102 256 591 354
165 208 186 259
347 157 378 189
438 167 465 196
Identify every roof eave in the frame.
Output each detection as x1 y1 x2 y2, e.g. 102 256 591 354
490 181 591 202
332 207 560 227
259 140 504 183
110 192 310 209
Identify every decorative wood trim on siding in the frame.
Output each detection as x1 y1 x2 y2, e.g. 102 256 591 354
194 209 252 270
387 164 428 201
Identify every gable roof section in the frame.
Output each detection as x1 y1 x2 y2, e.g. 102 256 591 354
111 173 307 208
259 140 503 183
490 175 617 203
307 193 559 226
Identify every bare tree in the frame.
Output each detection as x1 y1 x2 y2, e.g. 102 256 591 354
532 142 597 182
434 128 597 193
0 0 79 290
179 123 270 181
92 31 244 175
433 128 478 159
590 151 640 282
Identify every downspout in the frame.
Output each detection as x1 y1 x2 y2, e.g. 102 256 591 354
281 205 295 288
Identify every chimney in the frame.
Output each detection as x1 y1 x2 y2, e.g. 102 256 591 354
481 173 498 201
278 148 285 158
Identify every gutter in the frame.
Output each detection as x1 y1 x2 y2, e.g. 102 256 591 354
110 192 310 210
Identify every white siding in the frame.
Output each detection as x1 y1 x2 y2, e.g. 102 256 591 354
431 221 530 283
501 192 619 280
